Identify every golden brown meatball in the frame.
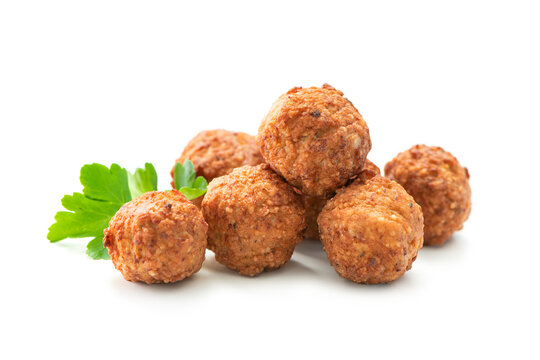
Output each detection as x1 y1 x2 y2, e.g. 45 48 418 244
257 84 372 196
170 129 264 186
363 158 380 175
384 145 471 246
302 195 329 240
202 164 305 276
318 172 423 284
303 159 380 240
103 191 208 284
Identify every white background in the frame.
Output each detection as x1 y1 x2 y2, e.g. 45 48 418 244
1 1 539 359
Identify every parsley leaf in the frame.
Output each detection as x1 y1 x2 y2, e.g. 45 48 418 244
80 163 132 204
173 160 196 190
48 163 157 260
173 160 208 200
128 163 158 198
86 234 110 260
48 192 120 241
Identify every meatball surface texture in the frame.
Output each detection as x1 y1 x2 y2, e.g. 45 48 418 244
385 145 471 245
171 129 264 185
318 172 423 284
363 158 380 175
202 164 305 276
303 159 380 240
103 191 208 284
258 84 371 196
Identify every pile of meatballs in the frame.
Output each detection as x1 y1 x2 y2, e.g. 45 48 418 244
103 84 472 285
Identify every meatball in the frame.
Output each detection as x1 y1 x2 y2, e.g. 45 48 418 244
363 158 380 175
257 84 372 196
171 129 264 185
384 145 471 246
202 164 305 276
103 191 208 284
302 194 329 240
318 172 424 284
303 159 380 240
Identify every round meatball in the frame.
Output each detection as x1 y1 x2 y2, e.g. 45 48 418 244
303 159 380 240
103 191 208 284
171 129 264 187
318 172 424 284
202 164 305 276
384 145 471 246
257 84 372 196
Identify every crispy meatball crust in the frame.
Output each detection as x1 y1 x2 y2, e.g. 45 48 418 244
257 84 372 196
384 145 471 246
171 129 264 186
303 159 380 240
363 159 380 175
318 172 424 284
103 191 208 284
202 164 305 276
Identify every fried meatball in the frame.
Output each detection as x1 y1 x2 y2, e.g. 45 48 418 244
384 145 471 246
257 84 372 196
363 158 380 175
303 159 380 240
171 129 264 186
318 172 424 284
202 164 305 276
302 195 329 240
103 191 208 284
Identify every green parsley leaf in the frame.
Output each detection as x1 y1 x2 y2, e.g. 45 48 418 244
48 163 156 260
179 187 207 201
47 192 120 242
173 160 208 200
128 163 158 198
191 175 208 190
173 160 195 190
86 234 110 260
80 163 132 204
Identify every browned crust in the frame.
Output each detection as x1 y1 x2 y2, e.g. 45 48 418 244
363 159 380 175
170 129 264 194
170 129 264 208
302 159 380 240
103 190 208 284
318 172 424 284
384 145 471 245
202 164 305 276
257 84 371 196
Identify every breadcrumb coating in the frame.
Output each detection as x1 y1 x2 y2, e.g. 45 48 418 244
202 164 305 276
170 129 264 197
303 159 380 240
258 84 371 196
318 172 423 284
385 145 471 245
103 191 208 284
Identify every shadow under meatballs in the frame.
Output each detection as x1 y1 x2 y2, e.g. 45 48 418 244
294 238 326 257
293 238 331 266
107 233 459 296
